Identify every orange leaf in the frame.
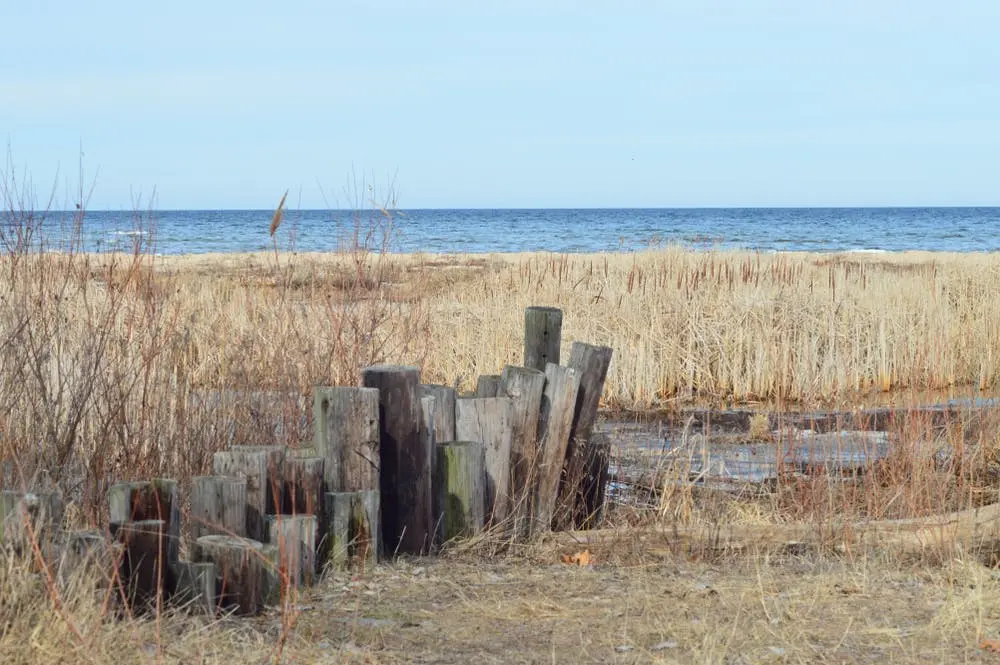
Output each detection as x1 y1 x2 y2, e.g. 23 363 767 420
980 639 1000 652
560 550 593 566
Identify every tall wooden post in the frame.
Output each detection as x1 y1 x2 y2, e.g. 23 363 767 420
532 363 581 536
499 365 546 538
523 306 563 372
212 446 286 541
420 385 457 444
108 479 181 565
189 475 248 540
362 365 432 555
313 386 380 492
455 397 514 525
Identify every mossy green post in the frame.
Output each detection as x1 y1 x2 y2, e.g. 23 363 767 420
434 441 486 543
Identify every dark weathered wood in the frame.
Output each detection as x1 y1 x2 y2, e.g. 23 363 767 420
108 479 180 565
523 306 563 372
192 535 265 615
560 342 613 529
0 490 64 553
455 397 514 525
118 519 171 608
362 365 432 555
260 543 282 606
212 446 286 540
434 441 486 542
189 476 248 541
532 363 581 537
475 375 501 398
324 490 380 569
282 457 325 516
420 385 457 443
313 386 380 492
499 365 547 538
264 515 319 586
172 560 218 614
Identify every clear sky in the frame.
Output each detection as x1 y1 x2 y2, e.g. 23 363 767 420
2 1 998 209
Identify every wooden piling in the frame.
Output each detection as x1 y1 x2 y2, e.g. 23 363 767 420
282 456 325 516
532 363 581 536
499 365 547 538
192 535 265 615
420 385 457 443
118 519 171 608
212 446 286 541
362 364 432 555
172 561 218 614
523 306 563 372
0 490 64 554
264 514 319 586
324 490 380 569
561 342 613 529
313 386 380 492
108 479 180 565
434 441 486 542
189 476 248 540
455 397 514 525
475 375 501 398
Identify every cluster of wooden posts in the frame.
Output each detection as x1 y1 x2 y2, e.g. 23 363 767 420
0 306 613 616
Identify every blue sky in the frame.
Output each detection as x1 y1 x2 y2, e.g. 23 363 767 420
2 1 998 209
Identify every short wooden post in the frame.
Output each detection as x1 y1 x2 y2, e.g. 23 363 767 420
523 306 563 372
118 519 170 608
56 528 113 585
455 397 514 525
362 365 432 555
264 514 319 586
420 385 457 443
108 479 180 565
172 561 218 614
324 490 380 569
434 441 486 542
260 543 282 606
189 476 248 540
499 365 547 538
212 445 286 541
560 342 613 530
532 363 581 537
475 375 501 398
282 457 325 516
0 490 64 554
313 386 380 492
192 535 265 615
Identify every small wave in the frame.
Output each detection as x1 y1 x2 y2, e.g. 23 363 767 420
107 230 145 237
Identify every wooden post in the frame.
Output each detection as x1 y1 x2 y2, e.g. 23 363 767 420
264 515 319 586
420 385 457 443
189 476 248 540
118 519 171 608
282 456 325 516
212 445 286 541
108 479 180 565
192 535 265 616
523 306 563 372
499 365 547 538
324 490 380 569
532 363 581 537
475 375 501 398
172 561 218 614
455 397 514 525
561 342 613 529
362 365 432 555
313 386 380 492
260 543 282 606
434 441 486 542
0 490 64 554
56 528 113 585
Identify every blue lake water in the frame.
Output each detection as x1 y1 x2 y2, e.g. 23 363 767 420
13 207 1000 255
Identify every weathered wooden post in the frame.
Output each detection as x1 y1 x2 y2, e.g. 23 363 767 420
324 490 380 569
212 446 286 541
455 397 514 525
192 535 266 615
282 456 325 516
499 365 547 538
531 363 581 536
434 441 486 542
189 476 248 540
362 365 432 555
524 306 563 372
420 385 457 444
108 479 181 565
475 375 502 398
265 514 319 586
313 386 380 493
118 519 170 608
0 490 64 554
172 561 218 614
559 342 613 530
